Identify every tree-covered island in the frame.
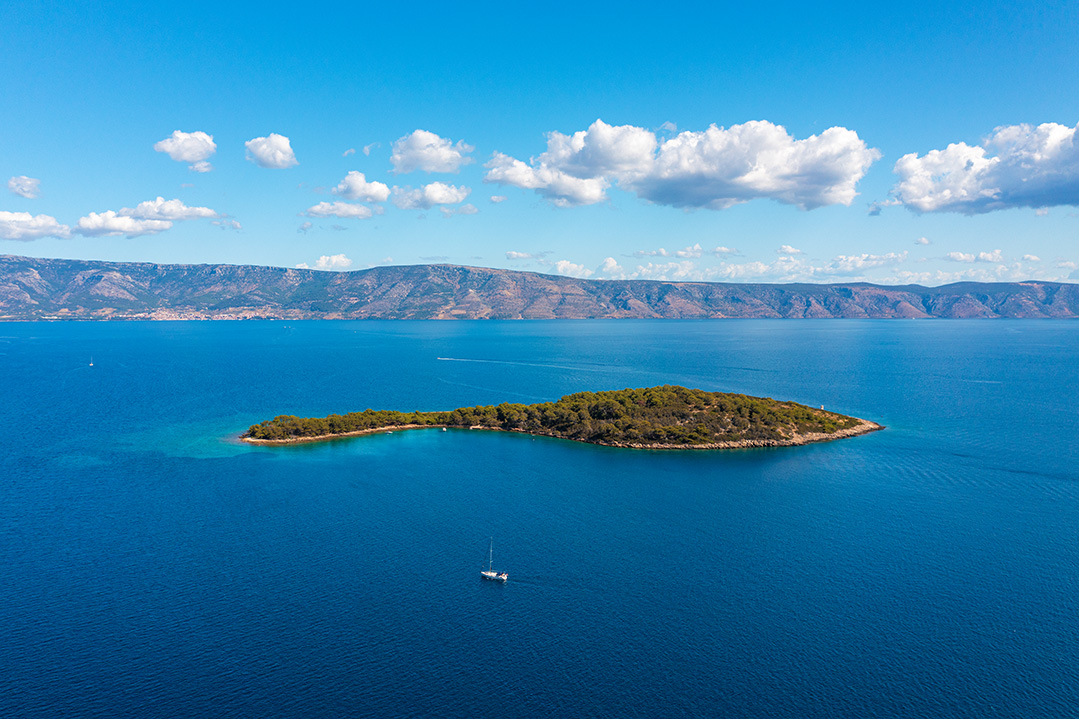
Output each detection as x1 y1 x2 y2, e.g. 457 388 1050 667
241 385 882 449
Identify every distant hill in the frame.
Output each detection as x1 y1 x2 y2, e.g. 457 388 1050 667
1 254 1077 320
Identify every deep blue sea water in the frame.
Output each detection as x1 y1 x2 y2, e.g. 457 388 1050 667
1 320 1078 718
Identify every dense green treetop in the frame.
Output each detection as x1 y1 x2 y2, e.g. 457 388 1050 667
243 385 868 447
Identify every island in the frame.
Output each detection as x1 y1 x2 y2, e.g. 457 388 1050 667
241 385 882 449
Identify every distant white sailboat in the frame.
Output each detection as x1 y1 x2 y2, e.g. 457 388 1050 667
480 537 508 582
89 356 93 367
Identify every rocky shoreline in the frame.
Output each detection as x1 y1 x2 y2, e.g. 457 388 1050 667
240 419 883 449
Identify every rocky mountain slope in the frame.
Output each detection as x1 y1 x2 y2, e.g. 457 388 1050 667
2 255 1077 319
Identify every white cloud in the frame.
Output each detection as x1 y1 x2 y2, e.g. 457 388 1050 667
633 244 703 258
542 120 658 178
8 176 41 199
490 195 507 203
440 203 478 218
332 171 390 202
485 119 880 210
892 122 1079 214
212 219 242 231
298 221 313 234
506 250 549 260
890 261 1062 284
245 133 298 169
390 130 473 174
1023 254 1041 262
824 252 908 274
70 197 218 238
631 261 700 280
1035 207 1050 216
306 201 377 219
659 121 677 133
598 257 626 278
549 259 594 278
944 252 975 263
121 197 218 221
392 182 471 210
76 212 172 237
363 142 380 156
342 148 356 157
915 236 931 245
484 152 609 207
710 246 739 256
296 253 353 271
0 211 70 240
944 249 1005 263
777 244 804 255
154 130 217 172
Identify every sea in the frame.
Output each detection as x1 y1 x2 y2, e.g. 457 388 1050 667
1 320 1077 718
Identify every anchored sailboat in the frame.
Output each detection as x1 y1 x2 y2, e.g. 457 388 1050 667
480 537 508 582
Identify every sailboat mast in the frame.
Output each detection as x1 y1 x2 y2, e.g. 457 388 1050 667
488 538 494 571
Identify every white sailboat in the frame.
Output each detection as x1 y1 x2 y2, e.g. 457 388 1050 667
480 537 508 582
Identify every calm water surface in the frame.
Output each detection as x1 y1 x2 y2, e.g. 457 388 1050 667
1 320 1077 718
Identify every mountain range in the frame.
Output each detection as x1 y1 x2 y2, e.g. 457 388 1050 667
2 254 1077 320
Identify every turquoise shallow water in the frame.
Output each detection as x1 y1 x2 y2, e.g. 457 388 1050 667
1 320 1078 717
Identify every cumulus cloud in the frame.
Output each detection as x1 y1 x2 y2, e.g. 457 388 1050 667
154 130 217 172
363 142 380 156
212 219 242 231
390 130 473 174
485 119 880 210
8 176 41 199
0 211 70 240
306 201 377 219
710 246 739 256
633 244 704 258
490 195 507 203
824 252 908 274
915 236 931 245
632 261 701 281
485 152 609 207
296 254 353 271
71 197 219 238
245 133 298 169
332 171 390 202
892 122 1079 214
548 259 594 278
392 182 471 210
121 197 218 221
1023 254 1041 262
599 257 625 277
76 212 173 237
944 249 1005 263
777 245 803 255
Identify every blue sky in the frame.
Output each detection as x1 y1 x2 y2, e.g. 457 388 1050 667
2 0 1078 284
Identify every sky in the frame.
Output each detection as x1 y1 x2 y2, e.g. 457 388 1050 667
2 0 1078 285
